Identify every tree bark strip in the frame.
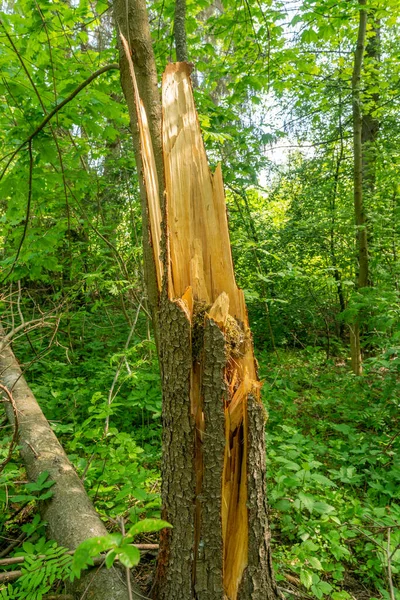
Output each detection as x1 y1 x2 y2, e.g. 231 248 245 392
114 0 164 329
174 0 189 62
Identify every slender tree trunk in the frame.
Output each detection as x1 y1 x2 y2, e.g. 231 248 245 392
350 1 367 375
362 17 380 273
113 3 280 599
330 110 346 338
113 0 163 333
174 0 188 62
0 326 133 600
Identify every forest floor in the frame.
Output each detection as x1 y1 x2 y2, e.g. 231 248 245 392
1 311 399 599
259 348 400 599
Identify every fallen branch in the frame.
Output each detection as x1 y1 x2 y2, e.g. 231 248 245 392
0 569 21 584
43 596 73 600
0 324 137 599
0 533 26 559
0 384 19 473
0 316 57 354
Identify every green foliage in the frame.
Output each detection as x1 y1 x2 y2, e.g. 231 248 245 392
72 518 171 578
25 311 162 521
261 349 400 597
1 539 73 600
0 0 400 598
10 472 55 504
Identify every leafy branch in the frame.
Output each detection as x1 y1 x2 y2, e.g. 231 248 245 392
0 63 119 182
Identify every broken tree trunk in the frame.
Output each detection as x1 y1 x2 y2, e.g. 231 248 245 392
0 325 134 600
120 39 280 598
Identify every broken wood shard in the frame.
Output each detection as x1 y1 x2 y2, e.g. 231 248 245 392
120 33 163 291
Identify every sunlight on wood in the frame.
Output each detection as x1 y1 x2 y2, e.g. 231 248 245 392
120 33 163 291
162 62 261 600
123 52 262 598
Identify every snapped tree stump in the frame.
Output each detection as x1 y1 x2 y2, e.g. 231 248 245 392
119 40 280 599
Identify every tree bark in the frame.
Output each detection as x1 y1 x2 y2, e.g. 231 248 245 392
117 42 280 597
350 1 367 375
174 0 189 62
113 3 281 597
0 325 134 600
113 0 164 331
330 133 346 338
362 17 380 263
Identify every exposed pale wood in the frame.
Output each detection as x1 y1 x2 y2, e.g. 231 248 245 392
162 62 261 599
208 292 229 326
120 34 163 291
127 54 276 599
162 63 239 310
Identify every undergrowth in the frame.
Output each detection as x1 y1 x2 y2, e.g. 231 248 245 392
1 310 399 598
261 347 400 599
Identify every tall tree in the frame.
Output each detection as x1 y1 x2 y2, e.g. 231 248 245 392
350 0 368 375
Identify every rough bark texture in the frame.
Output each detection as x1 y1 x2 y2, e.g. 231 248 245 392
238 395 281 600
0 328 132 600
114 4 280 597
154 297 196 600
362 18 380 197
362 16 380 273
350 1 367 375
195 319 226 599
330 119 346 337
174 0 189 62
350 322 362 376
352 1 368 290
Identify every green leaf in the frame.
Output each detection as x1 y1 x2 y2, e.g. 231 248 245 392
313 501 336 515
297 492 315 513
311 473 337 488
308 556 322 570
300 569 313 589
22 541 36 554
105 550 117 569
128 518 172 537
117 544 141 568
318 581 333 594
132 488 148 502
301 28 318 44
274 499 292 512
72 533 123 576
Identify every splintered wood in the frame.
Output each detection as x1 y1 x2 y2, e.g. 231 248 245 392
120 34 163 291
162 63 260 600
124 43 261 599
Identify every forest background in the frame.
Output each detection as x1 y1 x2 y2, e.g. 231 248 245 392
0 0 400 598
